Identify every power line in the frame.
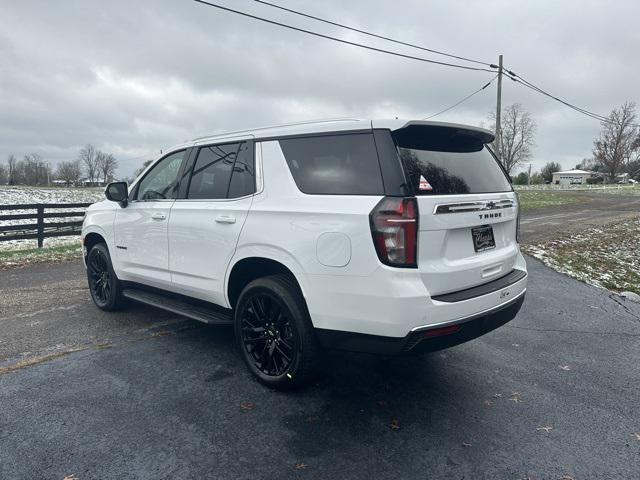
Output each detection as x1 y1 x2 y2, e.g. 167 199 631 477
253 0 492 67
502 67 640 127
508 73 607 121
192 0 496 73
423 75 498 120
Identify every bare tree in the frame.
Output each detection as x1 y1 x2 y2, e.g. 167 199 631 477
97 152 118 184
541 161 562 183
22 153 50 185
56 160 82 186
576 157 601 172
79 144 99 185
7 154 17 185
0 163 6 185
11 158 27 185
488 103 537 175
529 171 544 184
624 127 640 180
593 102 639 182
626 159 640 180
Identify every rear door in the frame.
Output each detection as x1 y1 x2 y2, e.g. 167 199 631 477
168 139 255 306
392 124 519 296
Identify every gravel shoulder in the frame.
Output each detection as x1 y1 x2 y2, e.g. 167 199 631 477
519 192 640 244
520 192 640 296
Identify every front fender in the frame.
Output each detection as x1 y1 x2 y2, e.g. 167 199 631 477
82 205 116 269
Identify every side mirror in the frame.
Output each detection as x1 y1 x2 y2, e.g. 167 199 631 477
105 182 128 207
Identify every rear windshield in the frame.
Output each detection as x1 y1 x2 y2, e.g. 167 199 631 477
279 133 384 195
393 126 512 195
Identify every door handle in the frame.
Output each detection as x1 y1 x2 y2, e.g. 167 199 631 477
151 213 167 221
215 215 236 224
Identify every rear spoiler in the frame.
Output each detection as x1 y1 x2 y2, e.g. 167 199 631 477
392 124 494 153
372 119 495 145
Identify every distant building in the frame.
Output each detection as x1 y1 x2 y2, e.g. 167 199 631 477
552 169 594 185
615 172 630 183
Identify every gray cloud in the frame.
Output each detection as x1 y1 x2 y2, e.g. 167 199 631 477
1 0 638 177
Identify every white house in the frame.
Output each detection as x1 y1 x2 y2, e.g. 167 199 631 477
552 169 594 185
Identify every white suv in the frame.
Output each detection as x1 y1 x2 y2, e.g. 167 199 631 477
83 119 527 388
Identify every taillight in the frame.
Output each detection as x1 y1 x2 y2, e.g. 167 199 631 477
369 197 418 268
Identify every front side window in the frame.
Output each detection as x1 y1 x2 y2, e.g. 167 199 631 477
279 133 384 195
136 150 185 200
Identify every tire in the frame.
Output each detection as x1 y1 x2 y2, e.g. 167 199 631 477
234 274 320 389
86 243 126 311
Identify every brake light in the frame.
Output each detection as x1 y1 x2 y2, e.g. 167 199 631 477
369 197 418 268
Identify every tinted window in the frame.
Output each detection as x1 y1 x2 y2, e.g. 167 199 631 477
188 143 239 199
279 133 384 195
136 150 184 200
228 142 255 198
393 126 511 195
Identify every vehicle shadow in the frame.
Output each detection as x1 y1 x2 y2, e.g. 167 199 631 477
172 322 486 460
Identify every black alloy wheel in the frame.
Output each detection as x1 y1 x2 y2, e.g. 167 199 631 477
234 275 320 389
239 292 296 377
86 243 124 311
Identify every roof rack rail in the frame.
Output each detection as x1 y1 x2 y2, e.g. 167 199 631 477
191 117 362 141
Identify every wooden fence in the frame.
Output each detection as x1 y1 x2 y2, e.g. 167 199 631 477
0 203 92 248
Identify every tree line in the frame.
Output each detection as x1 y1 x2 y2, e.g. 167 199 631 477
493 101 640 185
0 144 118 187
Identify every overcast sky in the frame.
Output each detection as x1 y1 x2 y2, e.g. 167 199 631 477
1 0 638 178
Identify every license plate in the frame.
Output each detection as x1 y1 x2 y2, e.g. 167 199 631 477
471 225 495 252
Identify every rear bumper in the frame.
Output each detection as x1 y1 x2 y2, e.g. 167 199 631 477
315 290 525 355
305 251 528 338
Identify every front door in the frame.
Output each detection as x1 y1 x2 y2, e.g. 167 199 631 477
114 150 186 288
169 140 255 306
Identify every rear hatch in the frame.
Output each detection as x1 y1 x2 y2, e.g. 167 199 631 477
392 123 519 297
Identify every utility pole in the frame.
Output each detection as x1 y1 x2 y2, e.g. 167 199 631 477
495 54 503 162
527 163 532 185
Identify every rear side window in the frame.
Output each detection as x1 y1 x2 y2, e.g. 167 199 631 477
187 142 254 199
279 133 384 195
228 143 255 198
393 126 512 195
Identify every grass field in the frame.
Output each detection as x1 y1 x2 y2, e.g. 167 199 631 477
514 183 640 194
0 185 103 255
522 216 640 295
517 190 588 212
0 244 82 270
0 185 104 205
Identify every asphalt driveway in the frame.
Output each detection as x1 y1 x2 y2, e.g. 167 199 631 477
1 258 639 479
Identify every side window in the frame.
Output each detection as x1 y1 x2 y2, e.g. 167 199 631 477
187 142 255 199
136 150 185 200
279 133 384 195
228 142 255 198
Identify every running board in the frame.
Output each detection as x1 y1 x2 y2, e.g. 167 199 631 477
122 288 233 325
